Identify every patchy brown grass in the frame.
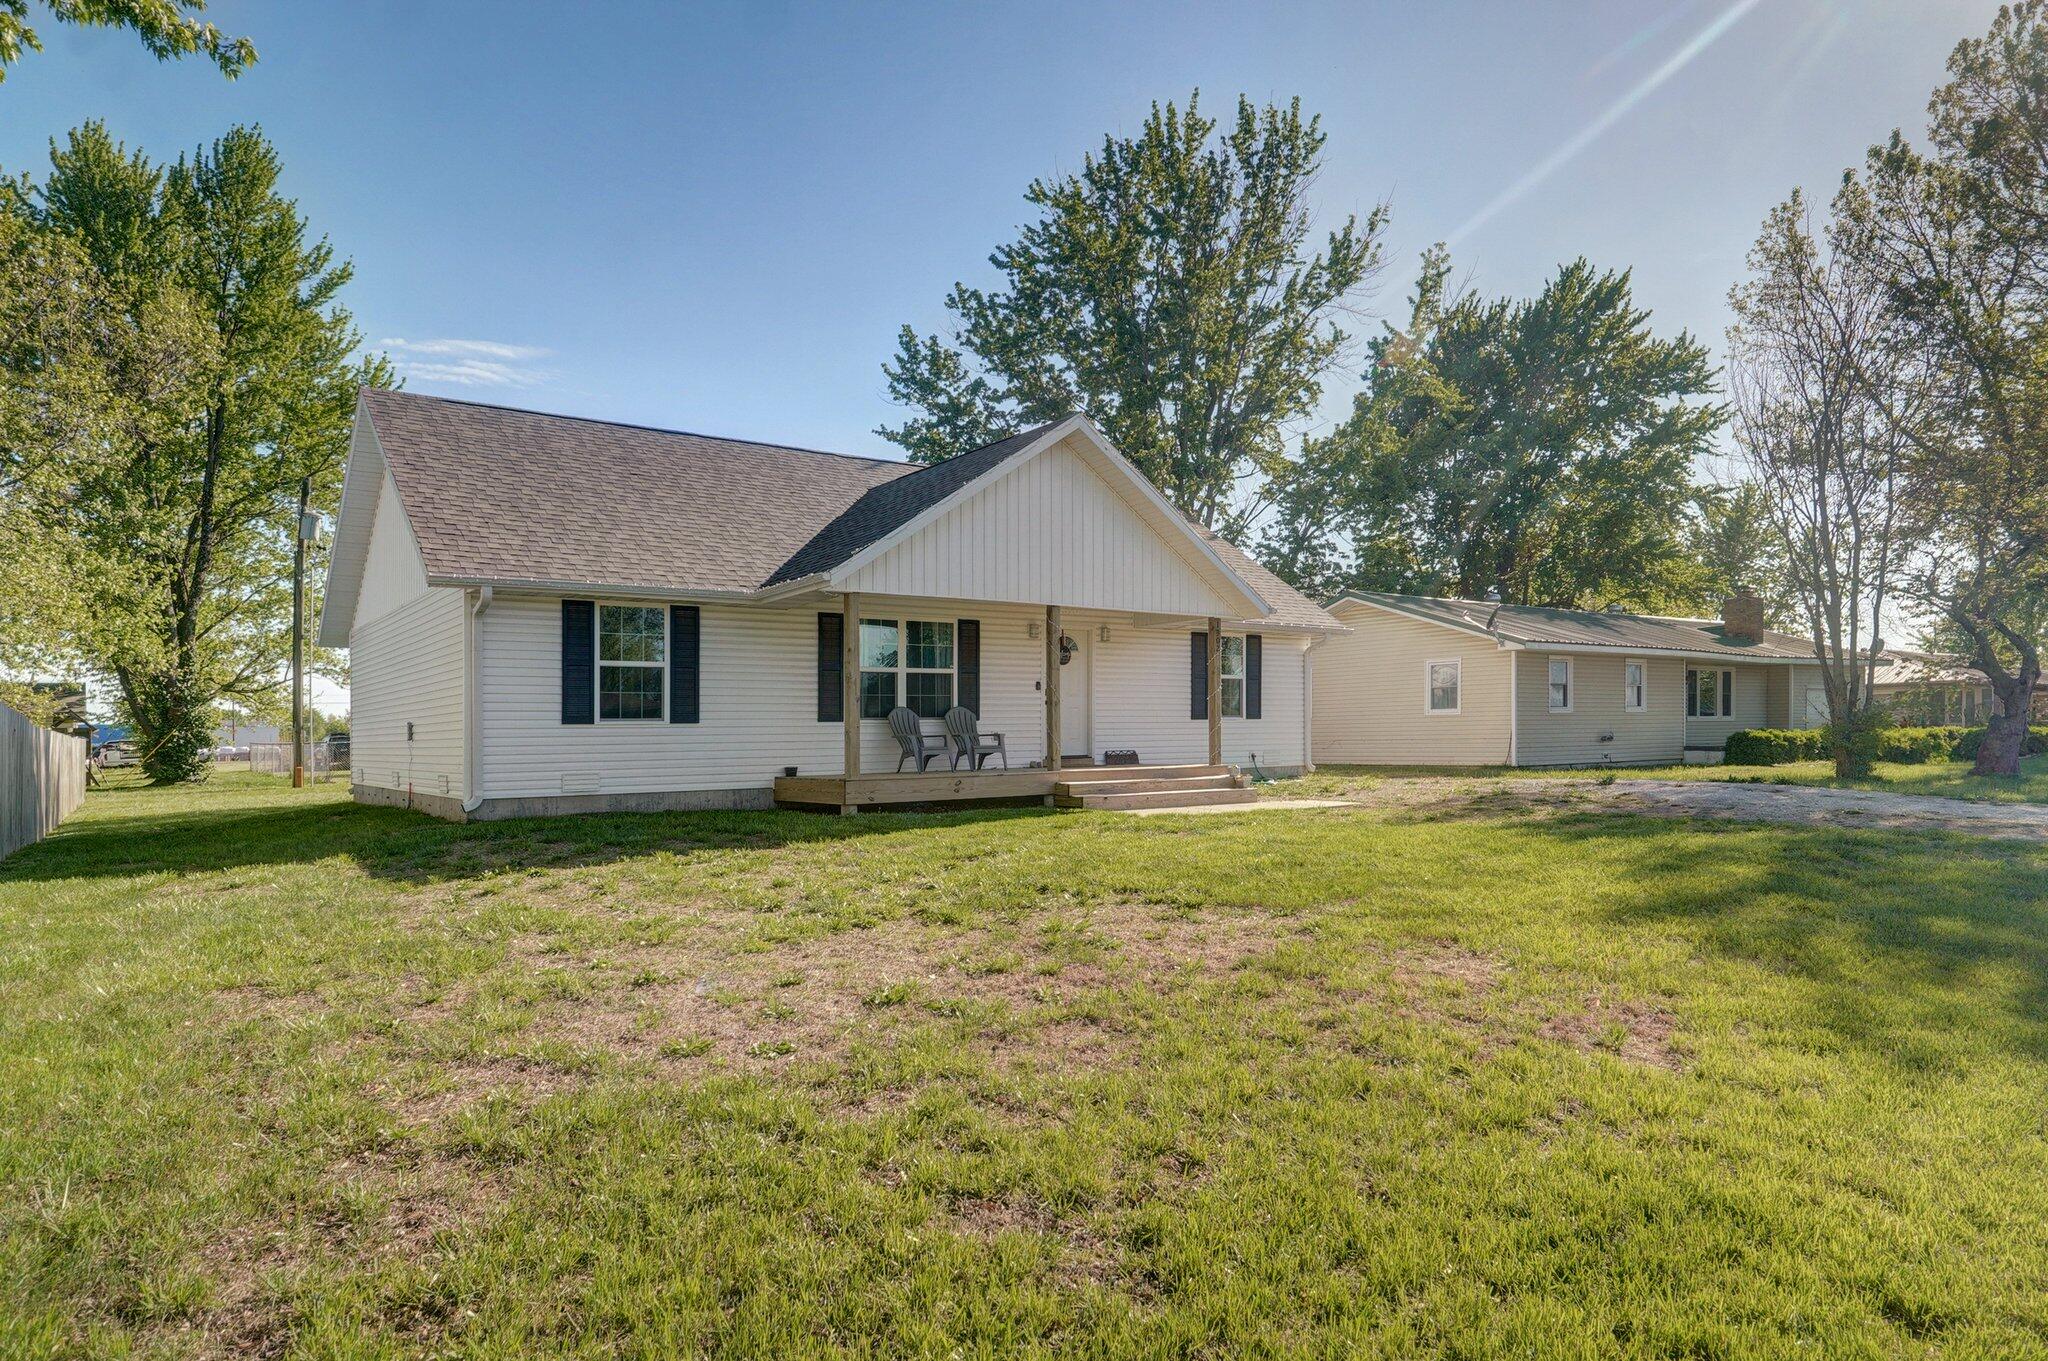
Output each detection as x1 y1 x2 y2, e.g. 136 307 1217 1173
1540 995 1684 1070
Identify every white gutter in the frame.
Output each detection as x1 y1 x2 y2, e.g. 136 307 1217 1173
461 586 492 815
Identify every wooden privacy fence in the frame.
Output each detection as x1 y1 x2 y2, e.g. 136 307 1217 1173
0 701 86 861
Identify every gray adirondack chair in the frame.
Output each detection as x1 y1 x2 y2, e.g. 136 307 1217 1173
944 706 1008 770
889 706 951 772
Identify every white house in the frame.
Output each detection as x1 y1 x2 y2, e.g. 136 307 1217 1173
318 390 1342 820
1314 590 1829 768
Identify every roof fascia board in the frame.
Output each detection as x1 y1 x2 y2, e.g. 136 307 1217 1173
821 416 1270 621
315 396 384 647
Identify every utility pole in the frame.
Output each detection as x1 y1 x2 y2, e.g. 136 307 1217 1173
292 477 311 789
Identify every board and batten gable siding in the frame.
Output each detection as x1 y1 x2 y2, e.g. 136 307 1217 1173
1312 603 1512 765
1514 651 1688 767
1682 663 1772 748
1067 610 1306 771
354 470 430 632
478 595 1050 798
839 435 1244 618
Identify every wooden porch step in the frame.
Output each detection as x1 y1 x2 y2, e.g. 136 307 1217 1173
1053 785 1259 811
1052 763 1237 784
1053 773 1242 796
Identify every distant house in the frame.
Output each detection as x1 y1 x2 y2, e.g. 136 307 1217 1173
1866 650 2006 726
1315 590 1835 767
214 719 280 747
317 391 1341 820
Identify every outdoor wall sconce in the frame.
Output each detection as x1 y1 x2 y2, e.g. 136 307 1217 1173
1097 625 1111 643
1026 620 1040 639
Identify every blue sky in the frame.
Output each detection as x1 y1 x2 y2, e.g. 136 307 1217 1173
0 1 1999 712
0 0 2002 460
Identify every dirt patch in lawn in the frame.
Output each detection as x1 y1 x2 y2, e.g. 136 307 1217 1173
509 906 1295 1074
1540 995 1683 1070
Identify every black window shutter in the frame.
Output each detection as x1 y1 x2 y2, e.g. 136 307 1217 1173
817 613 843 722
1686 668 1698 718
669 605 699 724
1190 631 1208 720
956 618 980 716
561 599 595 724
1246 633 1263 719
1722 670 1733 718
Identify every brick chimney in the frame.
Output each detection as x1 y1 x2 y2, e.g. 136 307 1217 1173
1720 588 1765 644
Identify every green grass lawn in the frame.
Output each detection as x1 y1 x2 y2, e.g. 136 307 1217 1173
1273 753 2048 805
6 775 2048 1357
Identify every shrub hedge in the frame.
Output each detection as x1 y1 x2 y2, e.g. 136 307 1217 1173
1723 724 2048 766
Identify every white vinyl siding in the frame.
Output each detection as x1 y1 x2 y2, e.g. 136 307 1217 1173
473 595 1311 798
348 585 467 800
839 434 1245 618
1515 652 1687 766
1076 610 1306 771
354 470 429 632
1312 604 1512 765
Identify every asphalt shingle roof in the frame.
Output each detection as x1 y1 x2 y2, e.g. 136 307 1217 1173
362 390 1333 628
1331 590 1818 660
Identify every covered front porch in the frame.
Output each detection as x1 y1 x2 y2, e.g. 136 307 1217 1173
773 593 1249 813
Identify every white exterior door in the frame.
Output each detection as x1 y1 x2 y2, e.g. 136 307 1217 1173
1803 686 1828 727
1060 627 1092 760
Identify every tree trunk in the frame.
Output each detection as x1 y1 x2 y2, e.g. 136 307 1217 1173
1974 710 2029 776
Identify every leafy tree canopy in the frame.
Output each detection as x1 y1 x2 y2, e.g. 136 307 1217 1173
1261 247 1724 610
0 0 252 81
878 92 1386 535
0 122 385 781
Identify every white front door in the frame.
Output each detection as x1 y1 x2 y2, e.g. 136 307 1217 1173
1803 686 1828 727
1060 627 1092 760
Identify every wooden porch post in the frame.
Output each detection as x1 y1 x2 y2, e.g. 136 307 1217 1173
841 592 860 813
1044 605 1062 774
1206 617 1223 767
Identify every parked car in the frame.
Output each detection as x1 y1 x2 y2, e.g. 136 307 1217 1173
99 742 137 768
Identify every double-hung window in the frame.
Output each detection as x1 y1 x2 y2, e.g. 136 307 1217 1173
1623 659 1647 713
1687 668 1733 718
598 603 666 721
1425 659 1461 714
859 618 956 719
1547 657 1573 712
1220 636 1247 718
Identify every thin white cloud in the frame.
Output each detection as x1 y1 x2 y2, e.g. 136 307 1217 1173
377 337 554 388
1452 0 1765 244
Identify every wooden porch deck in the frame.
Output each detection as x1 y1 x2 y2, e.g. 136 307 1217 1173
770 765 1245 806
773 763 1252 812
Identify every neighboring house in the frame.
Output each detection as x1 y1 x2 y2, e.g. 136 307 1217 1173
214 719 281 747
1315 590 1830 767
1866 650 2007 726
318 390 1342 820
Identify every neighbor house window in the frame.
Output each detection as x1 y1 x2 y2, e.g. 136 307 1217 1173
1624 660 1647 713
860 618 956 719
598 603 666 721
1221 635 1246 718
1426 659 1461 714
1687 668 1734 718
1547 657 1572 712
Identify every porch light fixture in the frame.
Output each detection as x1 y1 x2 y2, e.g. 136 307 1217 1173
1026 620 1040 639
1097 625 1111 643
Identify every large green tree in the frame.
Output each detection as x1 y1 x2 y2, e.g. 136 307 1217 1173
1851 1 2048 775
1261 247 1722 609
878 93 1386 534
0 0 252 81
0 123 386 781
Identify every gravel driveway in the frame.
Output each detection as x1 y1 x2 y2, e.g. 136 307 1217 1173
1331 775 2048 842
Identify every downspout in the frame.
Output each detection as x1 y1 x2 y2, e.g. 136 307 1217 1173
1302 634 1324 774
461 586 492 815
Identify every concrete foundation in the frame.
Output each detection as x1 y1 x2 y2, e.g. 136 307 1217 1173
351 780 775 823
